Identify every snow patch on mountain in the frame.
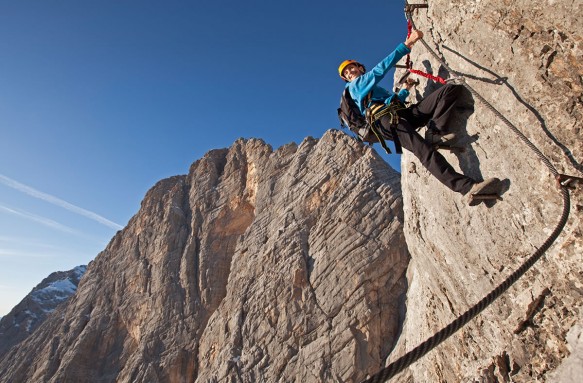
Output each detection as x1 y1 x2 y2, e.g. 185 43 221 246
0 265 87 357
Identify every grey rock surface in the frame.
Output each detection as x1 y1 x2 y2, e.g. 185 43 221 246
393 0 582 381
0 265 86 358
549 310 583 383
0 131 408 383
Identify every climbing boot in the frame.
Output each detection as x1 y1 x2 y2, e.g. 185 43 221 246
425 129 458 147
466 177 502 206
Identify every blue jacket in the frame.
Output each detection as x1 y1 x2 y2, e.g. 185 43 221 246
346 43 411 115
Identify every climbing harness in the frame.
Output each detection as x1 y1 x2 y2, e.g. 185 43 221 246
338 89 404 154
361 2 578 382
366 101 406 154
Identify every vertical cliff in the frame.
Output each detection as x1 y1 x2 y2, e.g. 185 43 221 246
393 0 582 381
0 131 408 383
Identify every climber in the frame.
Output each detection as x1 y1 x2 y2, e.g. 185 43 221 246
338 29 503 205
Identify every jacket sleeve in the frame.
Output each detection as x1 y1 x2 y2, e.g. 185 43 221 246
349 43 411 112
365 43 411 85
397 88 410 103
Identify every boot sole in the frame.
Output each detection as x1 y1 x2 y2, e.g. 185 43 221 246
467 178 502 206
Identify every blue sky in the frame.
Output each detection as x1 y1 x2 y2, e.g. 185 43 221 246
0 0 409 315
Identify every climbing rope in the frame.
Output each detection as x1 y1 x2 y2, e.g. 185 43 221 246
407 68 446 84
404 19 447 85
361 3 574 382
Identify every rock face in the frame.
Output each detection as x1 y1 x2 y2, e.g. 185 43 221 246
0 131 408 382
393 0 582 382
0 266 86 358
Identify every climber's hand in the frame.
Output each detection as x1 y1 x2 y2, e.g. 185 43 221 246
405 29 424 48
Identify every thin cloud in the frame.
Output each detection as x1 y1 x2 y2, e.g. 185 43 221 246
0 236 73 255
0 236 66 250
0 248 55 258
0 204 82 236
0 174 123 230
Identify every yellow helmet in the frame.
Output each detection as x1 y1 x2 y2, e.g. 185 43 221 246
338 59 364 80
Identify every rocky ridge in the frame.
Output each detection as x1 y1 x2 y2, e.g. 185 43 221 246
0 132 408 382
0 266 86 359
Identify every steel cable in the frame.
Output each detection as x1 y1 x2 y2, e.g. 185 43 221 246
362 188 569 383
361 4 572 382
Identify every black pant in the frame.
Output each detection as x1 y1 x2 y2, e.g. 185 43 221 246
379 84 474 194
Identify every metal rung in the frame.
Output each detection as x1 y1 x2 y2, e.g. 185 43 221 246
405 3 429 14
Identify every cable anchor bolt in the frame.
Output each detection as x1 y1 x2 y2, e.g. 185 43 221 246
446 76 466 85
555 174 583 190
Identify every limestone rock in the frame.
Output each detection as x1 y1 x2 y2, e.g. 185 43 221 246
0 266 86 359
392 0 583 381
549 310 583 383
0 131 407 383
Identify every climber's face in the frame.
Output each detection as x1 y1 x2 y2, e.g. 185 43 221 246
343 64 363 81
